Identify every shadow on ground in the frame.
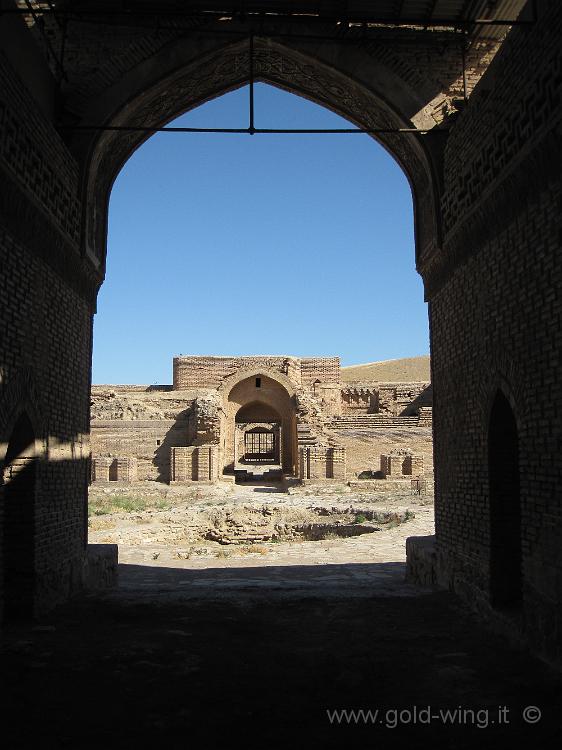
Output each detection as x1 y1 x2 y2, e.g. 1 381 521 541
1 561 561 749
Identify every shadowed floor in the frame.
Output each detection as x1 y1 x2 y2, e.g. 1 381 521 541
1 561 561 749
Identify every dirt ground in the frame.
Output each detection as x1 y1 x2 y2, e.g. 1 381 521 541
87 480 435 571
1 482 561 749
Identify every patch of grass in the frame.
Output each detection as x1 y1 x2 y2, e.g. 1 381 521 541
215 548 231 559
354 513 367 524
88 494 171 516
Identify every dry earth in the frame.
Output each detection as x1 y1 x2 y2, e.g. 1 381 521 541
88 481 435 575
341 355 431 382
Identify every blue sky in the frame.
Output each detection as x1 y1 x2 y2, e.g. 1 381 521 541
93 83 429 384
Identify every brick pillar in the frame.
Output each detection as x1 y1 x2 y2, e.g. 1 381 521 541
171 446 218 482
329 447 346 480
115 457 137 483
410 455 424 477
300 446 346 481
92 457 111 482
171 447 196 482
381 453 409 477
299 447 309 480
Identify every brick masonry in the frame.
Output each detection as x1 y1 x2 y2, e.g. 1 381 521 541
299 447 346 482
91 355 431 484
1 1 561 669
173 356 340 390
414 0 562 666
170 446 219 483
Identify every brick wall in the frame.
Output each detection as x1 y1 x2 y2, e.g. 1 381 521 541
170 445 219 482
341 382 432 415
300 357 341 386
423 0 562 664
299 446 346 482
173 355 339 390
0 37 104 617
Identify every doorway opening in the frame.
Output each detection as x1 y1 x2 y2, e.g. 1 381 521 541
244 426 277 462
488 390 522 610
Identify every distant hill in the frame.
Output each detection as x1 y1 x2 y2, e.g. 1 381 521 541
341 355 430 383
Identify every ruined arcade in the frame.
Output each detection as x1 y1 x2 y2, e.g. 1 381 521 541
89 354 432 484
0 0 561 721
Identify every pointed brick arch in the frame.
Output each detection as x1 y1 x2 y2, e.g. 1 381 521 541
219 366 296 403
223 372 297 475
78 37 442 286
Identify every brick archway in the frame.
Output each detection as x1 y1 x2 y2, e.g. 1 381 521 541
77 36 443 286
219 366 297 402
224 373 296 475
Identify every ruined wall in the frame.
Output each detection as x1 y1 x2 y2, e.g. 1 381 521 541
300 357 340 386
330 427 434 481
381 450 424 478
173 355 340 390
425 0 562 664
90 387 195 482
170 446 219 483
341 382 432 415
299 446 346 482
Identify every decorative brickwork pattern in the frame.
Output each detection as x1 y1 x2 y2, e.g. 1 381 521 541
0 54 81 246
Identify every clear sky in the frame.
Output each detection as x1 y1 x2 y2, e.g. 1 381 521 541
93 83 429 384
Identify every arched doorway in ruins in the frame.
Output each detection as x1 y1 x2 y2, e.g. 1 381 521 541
235 402 282 467
223 373 297 478
2 412 37 620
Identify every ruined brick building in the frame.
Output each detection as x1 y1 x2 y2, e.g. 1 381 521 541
0 0 561 667
90 354 433 483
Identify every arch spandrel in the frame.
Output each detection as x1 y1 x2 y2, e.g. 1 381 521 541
79 37 443 284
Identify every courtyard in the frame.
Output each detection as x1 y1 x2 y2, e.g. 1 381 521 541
2 478 560 748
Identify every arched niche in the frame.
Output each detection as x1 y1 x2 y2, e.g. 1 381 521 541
488 389 522 610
